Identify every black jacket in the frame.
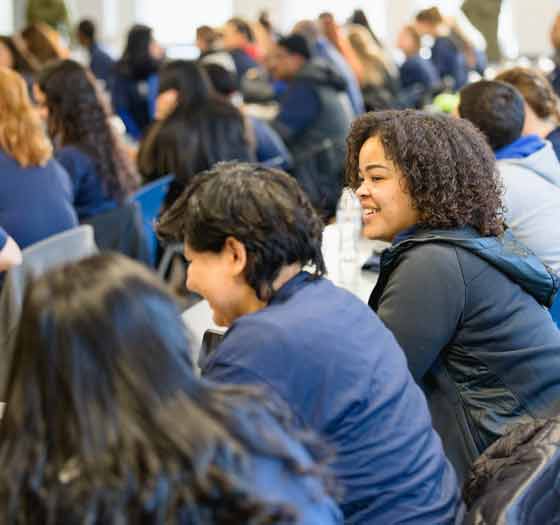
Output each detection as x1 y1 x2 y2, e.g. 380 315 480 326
369 227 560 481
463 417 560 524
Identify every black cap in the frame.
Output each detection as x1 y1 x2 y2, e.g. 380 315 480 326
277 34 311 60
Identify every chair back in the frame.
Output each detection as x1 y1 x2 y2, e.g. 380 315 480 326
128 175 174 266
0 225 98 395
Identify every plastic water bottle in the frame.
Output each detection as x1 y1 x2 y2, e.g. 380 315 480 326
336 189 362 262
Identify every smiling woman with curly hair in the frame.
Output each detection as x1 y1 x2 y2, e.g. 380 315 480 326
346 109 560 482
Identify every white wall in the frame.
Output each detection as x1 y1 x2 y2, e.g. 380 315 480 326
0 0 14 33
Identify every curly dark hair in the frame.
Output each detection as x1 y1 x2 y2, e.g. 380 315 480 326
38 59 139 202
0 253 334 524
157 162 326 301
345 110 505 236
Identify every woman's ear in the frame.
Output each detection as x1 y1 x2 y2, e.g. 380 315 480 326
223 236 247 277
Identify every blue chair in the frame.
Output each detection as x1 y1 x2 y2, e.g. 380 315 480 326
550 294 560 329
128 175 174 266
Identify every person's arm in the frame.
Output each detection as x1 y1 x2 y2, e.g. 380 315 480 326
0 228 22 272
375 244 465 382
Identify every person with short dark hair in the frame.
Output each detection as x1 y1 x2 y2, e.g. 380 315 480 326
76 18 115 92
222 17 260 78
268 34 352 220
137 60 252 207
459 80 560 272
0 252 342 524
157 161 462 525
496 67 560 162
347 109 560 481
415 7 468 89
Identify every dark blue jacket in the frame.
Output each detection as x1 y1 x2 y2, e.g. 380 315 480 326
0 150 78 249
202 272 462 525
250 116 292 170
55 146 116 220
89 43 115 92
370 227 560 481
400 54 440 107
431 36 468 90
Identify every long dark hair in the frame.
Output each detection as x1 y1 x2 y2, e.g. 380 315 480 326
0 253 332 524
138 60 251 205
38 59 139 201
117 24 161 80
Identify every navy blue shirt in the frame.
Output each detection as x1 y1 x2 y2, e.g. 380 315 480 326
229 48 258 78
0 150 78 249
431 36 468 90
274 83 321 140
400 54 440 106
201 272 461 524
89 43 115 92
55 146 116 220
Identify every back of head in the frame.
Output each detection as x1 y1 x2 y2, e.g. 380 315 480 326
157 162 326 301
159 59 213 110
416 6 444 25
0 35 39 73
0 252 329 523
227 17 254 43
77 18 95 43
38 59 138 198
196 24 218 49
119 23 159 79
495 67 560 123
459 80 525 151
346 109 504 236
292 19 320 44
0 67 51 167
277 34 311 61
203 62 239 97
21 22 66 65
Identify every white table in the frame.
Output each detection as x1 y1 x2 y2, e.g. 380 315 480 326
182 225 387 360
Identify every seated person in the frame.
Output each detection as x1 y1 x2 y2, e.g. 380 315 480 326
268 35 353 221
415 7 468 90
76 18 115 93
459 80 560 272
346 109 560 481
0 252 342 524
202 62 292 170
157 161 462 525
397 24 441 108
0 67 77 249
36 60 140 220
112 24 163 140
221 17 260 79
496 67 560 162
137 60 252 207
293 20 364 116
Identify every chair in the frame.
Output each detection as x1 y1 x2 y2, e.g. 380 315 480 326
127 175 174 267
0 225 98 396
82 201 150 264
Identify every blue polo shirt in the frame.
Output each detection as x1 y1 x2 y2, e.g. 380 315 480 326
201 272 461 524
55 146 116 220
0 150 78 249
